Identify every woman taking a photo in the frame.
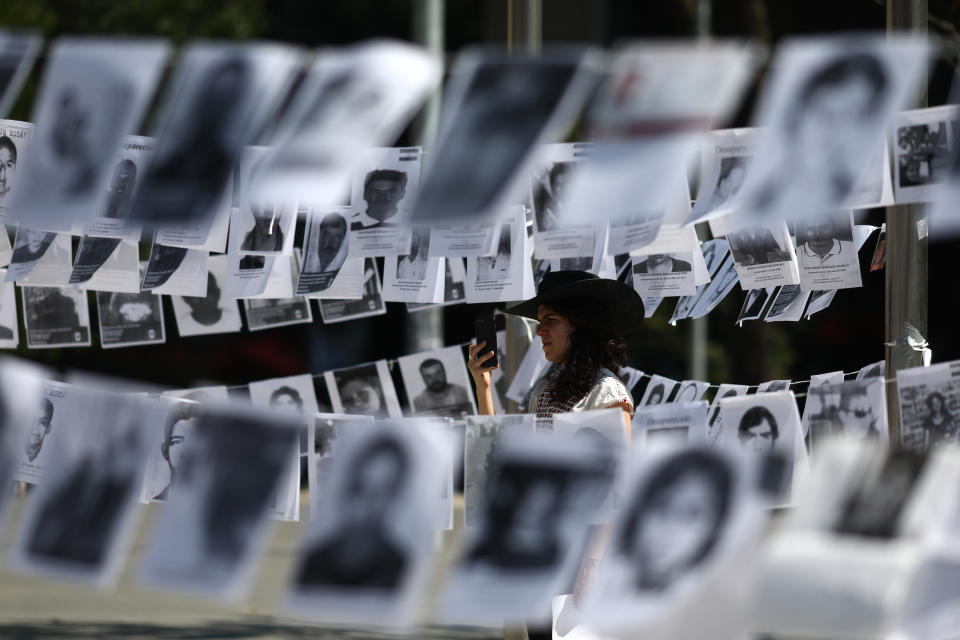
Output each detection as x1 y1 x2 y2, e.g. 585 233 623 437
468 269 643 436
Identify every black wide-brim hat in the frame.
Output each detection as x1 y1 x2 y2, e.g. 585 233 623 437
505 270 644 337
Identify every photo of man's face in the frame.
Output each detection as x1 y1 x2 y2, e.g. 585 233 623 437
341 378 382 414
738 408 778 453
269 387 304 414
343 441 406 526
0 135 17 201
840 390 875 437
362 169 407 222
420 360 448 393
23 229 51 255
165 419 192 472
315 213 347 270
25 398 54 462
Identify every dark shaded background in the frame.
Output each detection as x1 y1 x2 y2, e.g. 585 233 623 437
0 0 956 398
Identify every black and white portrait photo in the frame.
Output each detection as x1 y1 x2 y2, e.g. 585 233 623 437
704 156 749 213
674 381 708 404
243 297 312 332
727 225 791 267
141 241 209 296
896 361 960 451
412 53 591 225
5 40 168 231
532 158 573 233
463 415 537 528
794 212 861 290
84 134 152 239
440 431 612 624
250 373 319 417
103 158 138 220
140 404 301 597
318 259 387 324
96 290 165 348
289 420 442 626
634 253 693 275
350 147 420 231
893 105 959 204
722 37 926 230
325 360 402 419
0 121 33 214
297 208 350 295
833 449 927 539
11 393 156 584
718 393 802 503
384 227 444 304
616 449 732 592
581 447 752 635
131 46 279 226
21 285 91 349
690 257 741 318
0 276 17 347
10 227 59 267
305 413 376 512
170 256 242 337
477 224 513 282
466 208 531 303
396 228 430 281
236 146 295 256
807 379 888 452
529 143 597 259
14 382 72 484
398 346 476 420
639 375 678 407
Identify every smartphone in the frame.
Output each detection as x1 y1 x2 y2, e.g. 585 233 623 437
474 315 498 367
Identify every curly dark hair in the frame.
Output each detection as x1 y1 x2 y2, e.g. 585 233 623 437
542 296 628 404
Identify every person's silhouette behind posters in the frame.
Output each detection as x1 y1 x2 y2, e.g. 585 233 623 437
467 462 567 570
103 159 137 219
183 272 223 326
618 450 732 592
297 436 410 590
24 398 54 463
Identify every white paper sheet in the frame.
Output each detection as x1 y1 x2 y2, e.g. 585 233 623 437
348 146 420 256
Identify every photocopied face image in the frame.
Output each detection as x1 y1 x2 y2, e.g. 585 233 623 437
532 160 574 232
327 361 401 419
24 397 54 464
398 346 476 421
795 213 855 270
727 226 790 267
296 433 411 590
14 393 154 580
396 228 430 281
103 158 138 220
616 449 732 593
14 382 72 485
133 52 254 225
737 406 779 453
633 253 693 275
412 56 587 224
140 404 301 596
289 419 443 626
11 228 57 265
0 134 19 206
298 209 350 295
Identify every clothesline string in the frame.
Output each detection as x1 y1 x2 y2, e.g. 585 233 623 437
213 339 892 401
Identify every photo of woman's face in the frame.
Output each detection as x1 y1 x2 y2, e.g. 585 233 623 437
633 471 719 587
